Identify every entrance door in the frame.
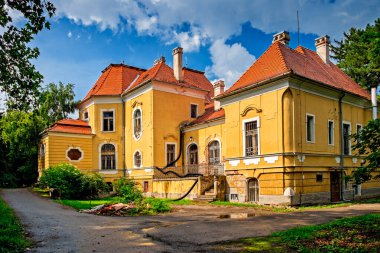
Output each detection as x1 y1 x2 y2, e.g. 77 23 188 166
330 171 341 202
248 178 259 202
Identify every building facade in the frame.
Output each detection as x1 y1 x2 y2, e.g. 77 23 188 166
39 32 380 205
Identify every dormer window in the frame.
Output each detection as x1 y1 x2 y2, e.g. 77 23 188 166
133 108 142 139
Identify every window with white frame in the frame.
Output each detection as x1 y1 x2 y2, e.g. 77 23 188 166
208 141 220 164
101 144 116 170
83 111 89 121
134 151 142 168
133 109 142 139
102 111 114 131
306 114 315 143
188 144 198 165
166 144 176 166
244 120 259 156
190 104 198 118
343 123 351 155
328 120 334 145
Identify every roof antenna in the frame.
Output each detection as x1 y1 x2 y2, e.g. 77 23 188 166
297 10 300 46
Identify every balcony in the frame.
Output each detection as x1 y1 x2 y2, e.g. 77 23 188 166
154 163 225 179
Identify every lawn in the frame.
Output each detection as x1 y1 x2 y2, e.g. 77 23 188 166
0 197 31 253
235 214 380 252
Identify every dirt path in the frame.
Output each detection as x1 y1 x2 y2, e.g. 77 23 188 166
2 188 380 253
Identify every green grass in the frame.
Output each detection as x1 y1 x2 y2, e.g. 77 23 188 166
0 197 31 253
237 214 380 252
54 196 122 210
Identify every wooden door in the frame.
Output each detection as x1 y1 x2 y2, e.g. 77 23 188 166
330 171 341 202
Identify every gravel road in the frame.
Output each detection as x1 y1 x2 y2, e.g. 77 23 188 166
2 188 380 253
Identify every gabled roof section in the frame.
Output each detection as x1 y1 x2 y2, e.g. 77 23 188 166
82 64 145 102
188 103 225 126
47 119 92 135
225 42 370 100
124 61 214 97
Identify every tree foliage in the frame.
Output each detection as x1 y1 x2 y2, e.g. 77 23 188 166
351 119 380 184
331 18 380 89
0 0 55 109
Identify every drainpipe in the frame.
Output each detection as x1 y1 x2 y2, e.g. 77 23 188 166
339 92 345 201
371 85 378 120
122 98 126 177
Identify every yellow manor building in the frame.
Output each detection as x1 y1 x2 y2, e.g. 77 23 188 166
39 32 380 205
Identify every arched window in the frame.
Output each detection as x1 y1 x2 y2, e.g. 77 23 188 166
133 109 142 139
188 144 198 165
101 144 116 170
208 141 220 164
134 151 142 168
248 178 259 202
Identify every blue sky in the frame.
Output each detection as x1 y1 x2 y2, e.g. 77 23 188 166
24 0 380 102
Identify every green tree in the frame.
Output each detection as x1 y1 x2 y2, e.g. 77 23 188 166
39 82 79 126
351 119 380 184
331 18 380 90
0 0 55 110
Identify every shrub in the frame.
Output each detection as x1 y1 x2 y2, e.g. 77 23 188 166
39 163 108 199
115 178 143 203
144 198 171 213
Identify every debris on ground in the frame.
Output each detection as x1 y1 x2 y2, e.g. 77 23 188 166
81 203 137 216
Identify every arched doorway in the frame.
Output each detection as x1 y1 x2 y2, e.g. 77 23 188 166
188 144 198 165
208 141 220 164
248 178 259 202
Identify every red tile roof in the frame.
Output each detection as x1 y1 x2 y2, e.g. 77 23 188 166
48 119 92 135
125 60 214 98
225 42 371 100
188 103 225 126
82 64 145 102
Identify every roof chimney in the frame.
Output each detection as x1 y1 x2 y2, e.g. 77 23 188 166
213 80 225 111
272 31 290 45
315 35 330 64
172 47 183 81
154 56 166 65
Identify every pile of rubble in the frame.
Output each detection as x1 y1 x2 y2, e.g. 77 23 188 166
81 203 137 216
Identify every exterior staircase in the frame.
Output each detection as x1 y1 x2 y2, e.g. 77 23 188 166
193 187 215 203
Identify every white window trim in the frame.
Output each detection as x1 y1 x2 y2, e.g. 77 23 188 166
66 146 84 162
242 117 260 156
165 142 177 166
343 121 352 155
133 150 142 168
132 106 142 141
98 142 118 173
100 108 115 132
186 142 198 165
306 113 315 144
190 103 198 118
328 119 334 146
208 138 222 163
83 110 89 121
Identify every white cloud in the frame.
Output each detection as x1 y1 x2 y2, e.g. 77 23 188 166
67 31 72 38
206 40 255 87
51 0 380 84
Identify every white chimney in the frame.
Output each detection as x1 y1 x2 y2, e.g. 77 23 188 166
172 47 183 81
213 80 225 111
315 35 330 64
272 31 290 45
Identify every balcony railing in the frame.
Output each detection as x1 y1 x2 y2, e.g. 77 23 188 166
154 163 225 179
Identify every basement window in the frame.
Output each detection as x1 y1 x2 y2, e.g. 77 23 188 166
230 194 239 201
316 174 323 183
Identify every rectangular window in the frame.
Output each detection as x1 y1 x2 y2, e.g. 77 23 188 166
190 104 198 118
103 111 114 131
245 120 259 156
356 124 362 144
230 194 239 201
316 174 323 182
343 123 351 155
328 120 334 145
143 181 149 193
84 111 89 121
306 114 315 143
166 144 176 166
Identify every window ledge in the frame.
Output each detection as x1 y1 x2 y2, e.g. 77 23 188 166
99 170 118 174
